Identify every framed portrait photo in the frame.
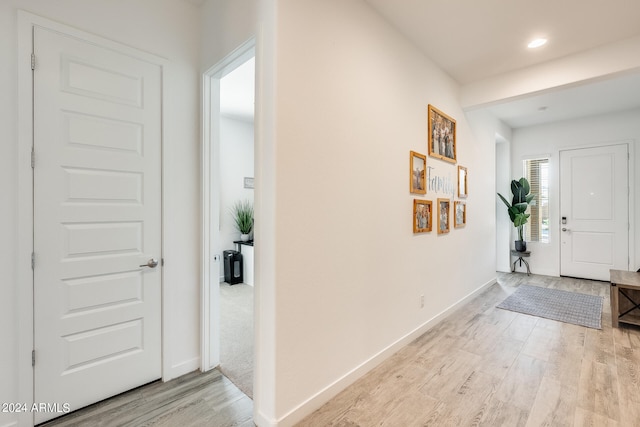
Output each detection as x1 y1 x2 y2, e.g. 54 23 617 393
437 198 450 234
454 201 466 228
410 151 427 194
427 104 457 164
458 166 468 198
413 199 432 233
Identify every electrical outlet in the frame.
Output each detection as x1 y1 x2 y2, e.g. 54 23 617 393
420 294 425 308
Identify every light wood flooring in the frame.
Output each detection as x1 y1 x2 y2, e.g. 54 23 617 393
39 369 253 427
39 273 640 426
299 272 640 426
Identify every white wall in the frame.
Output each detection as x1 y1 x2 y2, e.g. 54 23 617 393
495 134 513 272
220 116 255 267
1 2 201 426
272 1 500 423
0 3 18 425
200 0 257 71
466 111 512 272
511 108 640 276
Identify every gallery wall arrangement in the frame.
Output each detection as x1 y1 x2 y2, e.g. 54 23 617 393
411 104 467 234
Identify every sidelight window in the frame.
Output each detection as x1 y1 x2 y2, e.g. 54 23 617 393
523 158 549 243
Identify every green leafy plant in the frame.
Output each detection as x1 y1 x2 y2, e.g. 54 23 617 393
497 177 535 241
231 200 254 234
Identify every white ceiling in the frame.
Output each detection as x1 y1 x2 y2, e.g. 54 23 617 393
365 0 640 84
213 1 640 128
483 72 640 128
364 0 640 128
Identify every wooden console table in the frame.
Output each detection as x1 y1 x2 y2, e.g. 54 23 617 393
609 269 640 328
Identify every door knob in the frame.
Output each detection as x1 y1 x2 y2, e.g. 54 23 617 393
140 258 159 268
562 228 571 232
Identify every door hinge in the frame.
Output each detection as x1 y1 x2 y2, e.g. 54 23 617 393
31 148 35 169
31 53 35 70
32 350 35 366
31 252 35 270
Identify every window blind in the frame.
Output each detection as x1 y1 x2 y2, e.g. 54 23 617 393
524 158 549 243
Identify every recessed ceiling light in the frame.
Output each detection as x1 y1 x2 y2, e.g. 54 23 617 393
528 38 548 49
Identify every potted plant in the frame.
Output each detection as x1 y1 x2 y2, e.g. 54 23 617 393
231 200 254 242
497 177 534 252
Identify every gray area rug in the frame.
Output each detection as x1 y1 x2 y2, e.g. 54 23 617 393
497 284 603 329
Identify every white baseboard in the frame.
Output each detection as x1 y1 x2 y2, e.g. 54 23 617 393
168 356 200 381
510 266 558 277
254 410 277 427
275 277 497 426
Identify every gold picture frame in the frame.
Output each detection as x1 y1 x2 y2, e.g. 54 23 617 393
410 151 427 194
437 198 450 234
458 166 468 198
454 201 466 228
413 199 432 233
428 104 457 164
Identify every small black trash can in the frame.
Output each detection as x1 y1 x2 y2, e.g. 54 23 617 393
223 250 243 285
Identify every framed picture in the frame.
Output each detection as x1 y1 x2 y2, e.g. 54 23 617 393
454 201 466 228
437 198 450 234
413 199 432 233
427 104 457 164
410 151 427 194
458 166 467 198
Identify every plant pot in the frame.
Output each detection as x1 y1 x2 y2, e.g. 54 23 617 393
515 240 527 252
240 233 250 242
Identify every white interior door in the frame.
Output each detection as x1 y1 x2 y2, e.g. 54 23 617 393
560 144 628 281
33 27 162 423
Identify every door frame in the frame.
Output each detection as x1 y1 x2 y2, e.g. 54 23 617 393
558 140 635 277
17 12 168 426
200 38 255 372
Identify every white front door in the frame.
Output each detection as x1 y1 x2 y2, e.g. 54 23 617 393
560 144 628 281
33 26 162 423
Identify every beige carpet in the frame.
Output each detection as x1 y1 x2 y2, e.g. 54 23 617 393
219 282 254 398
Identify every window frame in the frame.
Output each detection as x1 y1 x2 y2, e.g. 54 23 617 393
523 157 550 243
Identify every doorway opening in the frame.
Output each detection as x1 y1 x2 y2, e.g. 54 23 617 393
201 39 256 399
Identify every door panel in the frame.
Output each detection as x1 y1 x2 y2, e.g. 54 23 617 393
560 144 628 281
571 232 613 264
33 27 162 423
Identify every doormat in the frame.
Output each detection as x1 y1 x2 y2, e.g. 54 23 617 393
497 284 603 329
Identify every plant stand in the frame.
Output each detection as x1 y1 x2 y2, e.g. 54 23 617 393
511 250 531 276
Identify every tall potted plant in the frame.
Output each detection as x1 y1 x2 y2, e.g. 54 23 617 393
497 177 534 252
231 200 254 242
